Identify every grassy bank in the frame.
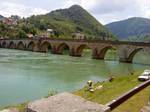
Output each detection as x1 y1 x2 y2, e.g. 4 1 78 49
2 102 28 112
74 72 150 112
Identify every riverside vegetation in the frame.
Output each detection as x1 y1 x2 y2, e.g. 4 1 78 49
75 72 150 112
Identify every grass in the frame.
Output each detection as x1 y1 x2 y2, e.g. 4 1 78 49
2 102 28 112
44 90 58 98
74 72 150 112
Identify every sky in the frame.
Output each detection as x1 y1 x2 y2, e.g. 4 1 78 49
0 0 150 24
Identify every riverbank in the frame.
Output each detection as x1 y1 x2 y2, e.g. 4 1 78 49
74 72 150 112
1 71 150 112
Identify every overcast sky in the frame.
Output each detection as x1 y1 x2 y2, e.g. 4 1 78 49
0 0 150 24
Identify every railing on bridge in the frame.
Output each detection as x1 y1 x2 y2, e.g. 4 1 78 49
106 79 150 110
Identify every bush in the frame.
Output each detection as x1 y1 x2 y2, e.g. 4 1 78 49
17 30 27 38
45 89 58 98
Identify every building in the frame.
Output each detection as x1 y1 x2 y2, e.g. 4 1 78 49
72 33 85 40
27 34 34 38
2 15 20 26
2 18 18 26
46 29 54 37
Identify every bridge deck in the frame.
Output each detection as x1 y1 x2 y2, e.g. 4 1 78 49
1 38 150 46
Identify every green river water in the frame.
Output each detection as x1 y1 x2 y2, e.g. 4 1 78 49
0 48 150 107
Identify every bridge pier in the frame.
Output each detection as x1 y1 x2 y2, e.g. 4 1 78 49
69 47 82 57
119 58 132 63
92 56 104 60
26 41 41 52
50 45 64 55
70 53 82 57
32 45 41 52
69 51 82 57
52 50 63 55
92 48 106 60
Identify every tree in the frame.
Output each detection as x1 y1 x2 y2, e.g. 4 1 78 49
21 24 37 36
54 30 60 37
17 30 27 38
100 32 107 40
76 26 83 32
30 28 37 36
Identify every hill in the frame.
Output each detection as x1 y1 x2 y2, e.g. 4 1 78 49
0 15 4 20
106 17 150 40
128 35 150 42
27 5 115 40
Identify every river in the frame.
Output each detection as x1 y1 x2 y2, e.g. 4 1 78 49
0 48 150 107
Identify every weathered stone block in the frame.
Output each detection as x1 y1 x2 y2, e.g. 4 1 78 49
0 108 19 112
26 92 110 112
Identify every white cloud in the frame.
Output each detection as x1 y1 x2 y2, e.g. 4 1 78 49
63 0 78 8
30 8 49 16
136 0 150 17
0 1 27 17
80 0 96 10
83 0 150 24
0 1 50 17
0 0 150 24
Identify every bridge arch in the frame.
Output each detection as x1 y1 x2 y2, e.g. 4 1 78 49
56 43 70 54
40 41 51 53
127 48 143 63
93 46 117 59
2 41 7 48
27 41 36 51
9 41 15 49
76 44 90 56
17 41 25 50
99 46 115 59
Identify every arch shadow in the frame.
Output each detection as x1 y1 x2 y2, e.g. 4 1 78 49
99 46 117 60
102 46 117 60
27 41 35 51
76 44 91 56
17 41 25 50
9 41 15 49
127 48 143 63
57 43 70 55
41 41 51 53
2 41 7 48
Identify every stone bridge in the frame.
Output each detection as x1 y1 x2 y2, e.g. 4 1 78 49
0 38 150 63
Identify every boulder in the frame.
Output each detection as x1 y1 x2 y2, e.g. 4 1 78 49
26 92 110 112
0 108 18 112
